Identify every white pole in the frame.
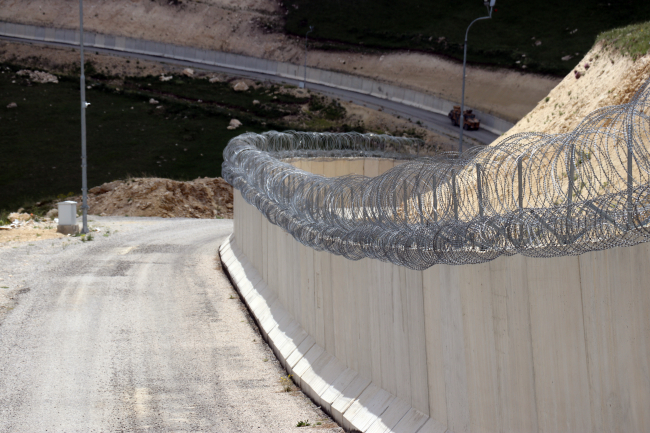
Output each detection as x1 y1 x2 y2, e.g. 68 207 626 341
79 0 89 233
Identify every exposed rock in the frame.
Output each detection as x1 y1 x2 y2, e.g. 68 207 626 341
562 55 573 61
8 213 31 222
209 76 222 83
232 81 249 92
16 69 58 84
159 75 173 82
227 118 242 130
535 40 542 46
6 102 17 109
89 181 121 195
253 100 260 105
182 68 194 77
149 98 159 104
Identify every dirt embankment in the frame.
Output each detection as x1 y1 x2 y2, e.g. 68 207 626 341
502 43 650 139
75 177 234 219
0 0 559 122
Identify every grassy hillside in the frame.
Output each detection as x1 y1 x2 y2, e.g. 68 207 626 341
284 0 650 76
0 63 335 215
597 21 650 59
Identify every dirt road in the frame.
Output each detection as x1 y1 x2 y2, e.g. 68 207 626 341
0 217 340 432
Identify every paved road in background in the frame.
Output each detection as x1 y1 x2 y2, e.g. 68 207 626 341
0 217 341 432
1 35 497 146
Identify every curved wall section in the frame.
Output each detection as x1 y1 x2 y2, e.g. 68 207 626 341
228 163 650 433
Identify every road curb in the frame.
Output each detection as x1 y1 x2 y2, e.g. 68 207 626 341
219 234 445 433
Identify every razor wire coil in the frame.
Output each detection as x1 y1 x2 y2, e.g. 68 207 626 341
222 78 650 270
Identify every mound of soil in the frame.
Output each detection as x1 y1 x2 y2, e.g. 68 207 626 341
75 177 234 219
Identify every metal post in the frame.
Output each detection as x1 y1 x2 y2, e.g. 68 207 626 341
432 174 438 222
518 159 524 242
566 151 576 243
458 3 494 154
416 174 424 225
476 163 484 217
403 179 409 223
517 159 523 209
79 0 89 234
452 169 459 221
301 26 313 89
627 143 634 229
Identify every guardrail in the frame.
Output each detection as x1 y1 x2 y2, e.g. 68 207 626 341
0 20 514 135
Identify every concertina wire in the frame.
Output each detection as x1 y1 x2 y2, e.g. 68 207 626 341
222 77 650 270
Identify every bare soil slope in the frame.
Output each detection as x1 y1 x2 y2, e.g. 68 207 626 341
502 43 650 139
0 0 559 122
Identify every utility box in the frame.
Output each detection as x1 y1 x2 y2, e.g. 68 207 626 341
57 201 79 235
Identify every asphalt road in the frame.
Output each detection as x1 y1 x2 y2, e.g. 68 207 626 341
0 217 341 432
1 34 496 146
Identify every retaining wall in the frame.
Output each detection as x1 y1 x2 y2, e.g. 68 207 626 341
0 20 514 135
224 157 650 433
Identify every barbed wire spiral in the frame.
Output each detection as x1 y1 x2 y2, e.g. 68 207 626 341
222 77 650 270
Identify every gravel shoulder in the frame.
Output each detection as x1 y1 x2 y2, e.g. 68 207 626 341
0 216 341 432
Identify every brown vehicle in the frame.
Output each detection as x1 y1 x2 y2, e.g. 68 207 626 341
448 106 481 130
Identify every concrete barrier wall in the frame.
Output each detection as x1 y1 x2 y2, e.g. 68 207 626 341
287 157 402 177
0 20 514 135
227 158 650 432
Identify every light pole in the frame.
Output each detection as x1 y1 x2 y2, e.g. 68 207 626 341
79 0 89 233
458 0 495 154
300 26 314 89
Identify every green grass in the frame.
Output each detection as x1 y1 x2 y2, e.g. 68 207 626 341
597 21 650 59
0 63 320 213
284 0 650 76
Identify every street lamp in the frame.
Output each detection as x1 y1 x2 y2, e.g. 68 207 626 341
300 26 314 89
79 0 89 233
458 0 495 154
